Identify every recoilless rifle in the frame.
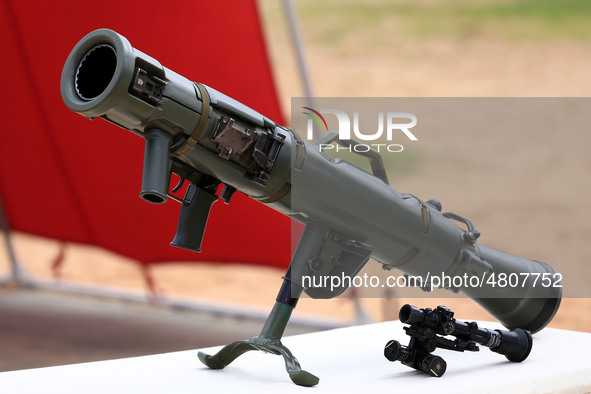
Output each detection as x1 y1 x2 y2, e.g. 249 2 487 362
61 29 561 386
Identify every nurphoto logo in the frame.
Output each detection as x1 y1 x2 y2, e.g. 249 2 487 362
302 107 418 153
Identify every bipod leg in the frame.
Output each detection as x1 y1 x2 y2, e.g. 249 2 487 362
197 340 257 370
198 224 326 386
198 279 319 386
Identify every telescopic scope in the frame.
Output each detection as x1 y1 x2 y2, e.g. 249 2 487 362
386 305 533 377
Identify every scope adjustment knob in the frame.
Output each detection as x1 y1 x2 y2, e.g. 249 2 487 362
384 340 402 362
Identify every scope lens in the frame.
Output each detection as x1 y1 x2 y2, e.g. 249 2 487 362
75 44 117 101
399 304 412 322
491 328 533 362
399 304 426 325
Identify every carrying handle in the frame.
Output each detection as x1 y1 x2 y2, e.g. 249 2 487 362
443 212 481 244
315 132 389 184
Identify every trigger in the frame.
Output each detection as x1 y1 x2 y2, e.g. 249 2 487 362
172 177 185 193
220 184 237 204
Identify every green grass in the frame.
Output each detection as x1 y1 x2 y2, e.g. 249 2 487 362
296 0 591 48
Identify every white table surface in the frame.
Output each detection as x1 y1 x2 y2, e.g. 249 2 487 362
0 320 589 393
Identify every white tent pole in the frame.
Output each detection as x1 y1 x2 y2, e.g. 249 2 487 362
282 0 315 99
0 190 29 285
281 0 322 139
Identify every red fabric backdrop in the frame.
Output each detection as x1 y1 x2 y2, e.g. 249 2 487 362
0 0 292 267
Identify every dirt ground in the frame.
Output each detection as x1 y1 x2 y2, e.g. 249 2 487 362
2 0 591 333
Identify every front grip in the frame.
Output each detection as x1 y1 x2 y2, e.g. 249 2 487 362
140 128 172 204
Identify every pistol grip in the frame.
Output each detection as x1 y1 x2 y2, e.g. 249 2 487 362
170 183 217 252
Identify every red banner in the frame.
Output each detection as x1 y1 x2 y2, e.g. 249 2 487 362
0 0 291 267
